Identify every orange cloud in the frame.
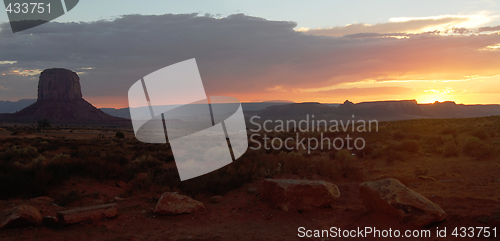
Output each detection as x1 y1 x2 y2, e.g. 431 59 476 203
300 13 492 37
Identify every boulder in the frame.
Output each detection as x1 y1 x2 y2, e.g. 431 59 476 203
261 179 340 211
154 192 205 215
0 205 42 229
359 178 446 227
57 203 119 225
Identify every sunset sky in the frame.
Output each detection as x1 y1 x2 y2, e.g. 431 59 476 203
1 0 500 108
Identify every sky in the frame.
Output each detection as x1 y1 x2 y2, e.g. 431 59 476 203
1 0 500 108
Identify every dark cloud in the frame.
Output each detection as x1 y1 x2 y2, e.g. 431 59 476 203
0 14 499 107
478 25 500 32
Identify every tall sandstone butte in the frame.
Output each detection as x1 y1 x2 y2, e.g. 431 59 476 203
37 68 83 101
3 68 128 124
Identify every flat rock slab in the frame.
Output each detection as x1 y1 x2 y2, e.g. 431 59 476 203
57 203 119 225
261 179 340 211
0 205 42 229
30 196 54 204
154 192 205 215
359 178 446 227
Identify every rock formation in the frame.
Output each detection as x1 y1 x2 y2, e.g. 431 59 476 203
359 178 446 227
261 179 340 212
154 192 205 215
0 205 42 229
1 68 129 125
57 203 119 225
37 68 82 101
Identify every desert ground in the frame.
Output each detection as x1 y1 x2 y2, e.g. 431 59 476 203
0 117 499 240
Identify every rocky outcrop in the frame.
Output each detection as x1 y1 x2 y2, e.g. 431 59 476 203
38 68 82 101
0 205 42 229
261 179 340 212
154 192 205 215
3 68 129 125
359 178 446 227
57 203 119 225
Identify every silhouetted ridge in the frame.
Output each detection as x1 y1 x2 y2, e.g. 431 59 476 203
1 68 128 125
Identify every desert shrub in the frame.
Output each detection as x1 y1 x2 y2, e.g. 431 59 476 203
470 128 489 140
385 149 403 163
317 157 336 177
70 145 101 159
393 131 406 141
55 190 81 207
332 149 364 180
328 150 338 160
124 155 163 180
413 166 429 177
132 155 162 169
81 157 122 180
409 133 421 140
280 151 307 175
105 153 129 166
441 127 457 136
0 158 53 198
128 154 259 196
2 145 39 163
179 160 256 196
398 140 420 153
442 142 459 157
462 137 491 158
422 135 444 153
335 149 355 162
150 149 174 163
52 153 71 163
45 158 70 183
370 148 383 159
37 119 51 129
354 144 374 158
115 131 125 139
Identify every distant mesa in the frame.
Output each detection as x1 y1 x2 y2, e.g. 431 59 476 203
256 99 500 121
0 68 128 125
259 100 295 103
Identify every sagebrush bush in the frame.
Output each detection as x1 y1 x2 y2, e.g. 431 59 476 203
463 137 491 158
441 127 457 136
55 190 81 207
442 142 459 157
470 128 489 140
115 131 125 139
332 149 364 180
385 149 403 163
393 131 406 141
2 145 39 163
398 140 420 153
